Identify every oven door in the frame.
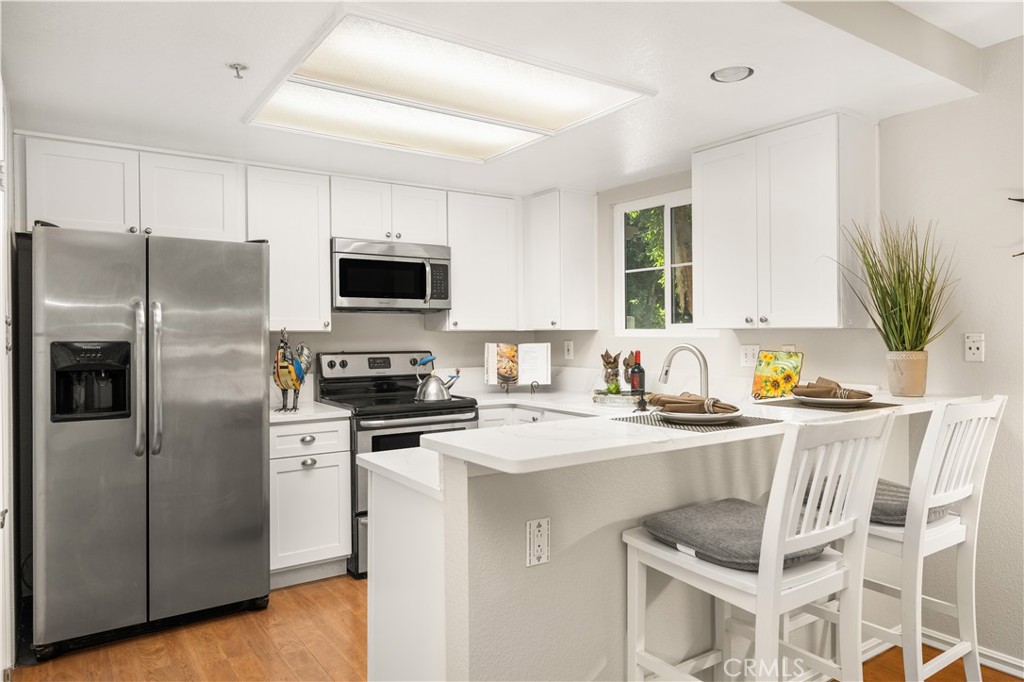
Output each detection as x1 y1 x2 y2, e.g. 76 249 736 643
333 253 431 310
353 411 478 513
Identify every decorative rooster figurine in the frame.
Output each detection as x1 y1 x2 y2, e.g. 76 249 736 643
273 328 312 412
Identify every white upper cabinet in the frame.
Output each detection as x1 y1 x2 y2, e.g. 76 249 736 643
391 185 447 245
441 192 517 331
693 113 875 329
522 189 597 330
139 153 243 241
247 166 333 332
330 177 392 241
25 138 243 241
331 177 447 245
26 137 140 234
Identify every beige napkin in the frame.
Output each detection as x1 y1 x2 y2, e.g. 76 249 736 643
648 391 739 414
792 377 872 400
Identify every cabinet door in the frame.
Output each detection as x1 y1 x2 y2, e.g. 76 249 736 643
522 190 561 329
139 153 242 241
247 167 332 332
756 115 839 328
478 407 514 428
392 185 447 245
330 176 392 240
25 138 140 234
557 191 598 330
513 408 543 424
270 451 352 570
692 137 758 329
446 193 517 331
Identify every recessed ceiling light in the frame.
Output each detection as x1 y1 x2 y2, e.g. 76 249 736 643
710 66 754 83
250 14 652 161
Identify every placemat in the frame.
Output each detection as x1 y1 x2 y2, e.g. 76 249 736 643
614 413 782 433
755 399 900 413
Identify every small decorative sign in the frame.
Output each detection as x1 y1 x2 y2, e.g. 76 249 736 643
751 350 804 400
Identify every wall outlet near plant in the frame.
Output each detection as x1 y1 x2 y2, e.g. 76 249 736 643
740 345 760 367
964 333 985 362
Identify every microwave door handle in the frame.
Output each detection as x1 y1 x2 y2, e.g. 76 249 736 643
423 260 432 304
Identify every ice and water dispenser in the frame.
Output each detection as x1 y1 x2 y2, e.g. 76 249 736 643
50 342 131 422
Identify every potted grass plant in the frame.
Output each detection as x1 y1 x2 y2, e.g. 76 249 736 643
843 217 958 397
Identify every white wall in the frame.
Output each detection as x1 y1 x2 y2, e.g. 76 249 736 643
536 36 1023 663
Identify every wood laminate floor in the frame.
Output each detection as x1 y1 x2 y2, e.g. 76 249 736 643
11 575 1020 681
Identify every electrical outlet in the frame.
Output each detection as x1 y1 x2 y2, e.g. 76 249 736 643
964 333 985 362
563 340 574 360
526 518 550 567
740 345 760 367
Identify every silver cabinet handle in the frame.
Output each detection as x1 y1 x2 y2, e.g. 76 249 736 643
395 232 402 239
385 231 392 238
745 316 753 324
151 301 164 456
129 226 138 234
301 458 317 467
134 301 147 457
144 227 153 235
531 415 540 422
550 320 557 327
451 320 458 328
759 316 768 324
300 435 316 444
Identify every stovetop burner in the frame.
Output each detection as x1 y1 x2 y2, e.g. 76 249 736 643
315 350 478 417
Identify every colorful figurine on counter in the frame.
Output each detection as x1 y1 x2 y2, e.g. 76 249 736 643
273 328 312 412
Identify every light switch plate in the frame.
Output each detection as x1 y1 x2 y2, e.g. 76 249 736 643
564 340 574 360
527 517 550 567
740 345 760 367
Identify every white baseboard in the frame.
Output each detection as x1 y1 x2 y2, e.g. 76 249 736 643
270 558 349 589
860 631 1024 679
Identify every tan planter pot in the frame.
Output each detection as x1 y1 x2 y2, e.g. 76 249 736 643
886 351 928 397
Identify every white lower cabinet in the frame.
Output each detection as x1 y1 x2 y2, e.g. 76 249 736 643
269 421 352 571
479 407 515 428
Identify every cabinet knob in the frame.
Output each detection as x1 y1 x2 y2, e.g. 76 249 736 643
129 226 138 234
301 458 317 467
385 232 392 238
531 416 540 422
759 316 768 324
550 320 557 327
452 320 459 328
323 321 330 328
299 435 316 445
144 227 153 235
745 317 753 324
395 232 402 239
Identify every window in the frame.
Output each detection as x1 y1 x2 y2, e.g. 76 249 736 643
613 190 697 335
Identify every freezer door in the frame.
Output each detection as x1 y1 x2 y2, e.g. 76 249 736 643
147 236 269 620
31 227 148 645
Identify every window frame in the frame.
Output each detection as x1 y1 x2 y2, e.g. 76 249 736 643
613 189 717 338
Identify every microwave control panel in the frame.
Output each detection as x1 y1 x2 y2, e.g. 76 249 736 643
431 264 449 301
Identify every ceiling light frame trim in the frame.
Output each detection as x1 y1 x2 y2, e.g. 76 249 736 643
243 4 656 163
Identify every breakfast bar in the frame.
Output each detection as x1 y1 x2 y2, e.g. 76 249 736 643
358 395 968 681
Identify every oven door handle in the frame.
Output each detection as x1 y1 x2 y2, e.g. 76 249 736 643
358 412 477 429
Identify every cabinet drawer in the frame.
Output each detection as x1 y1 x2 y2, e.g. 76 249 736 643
270 420 350 459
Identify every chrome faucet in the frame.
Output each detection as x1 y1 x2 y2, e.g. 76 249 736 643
659 344 709 397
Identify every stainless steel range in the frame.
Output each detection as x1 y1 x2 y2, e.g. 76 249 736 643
315 351 478 578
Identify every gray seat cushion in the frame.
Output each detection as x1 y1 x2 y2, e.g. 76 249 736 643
871 479 952 526
642 498 826 572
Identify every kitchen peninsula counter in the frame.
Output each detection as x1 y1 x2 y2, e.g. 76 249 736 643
360 393 971 681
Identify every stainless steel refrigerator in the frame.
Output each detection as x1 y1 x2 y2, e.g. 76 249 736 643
14 226 270 657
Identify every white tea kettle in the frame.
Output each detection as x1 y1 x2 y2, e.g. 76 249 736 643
414 355 461 402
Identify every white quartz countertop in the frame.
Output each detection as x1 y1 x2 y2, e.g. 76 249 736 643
422 393 973 475
357 447 442 501
268 379 350 424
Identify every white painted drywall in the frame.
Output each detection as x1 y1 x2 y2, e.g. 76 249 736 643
536 36 1023 663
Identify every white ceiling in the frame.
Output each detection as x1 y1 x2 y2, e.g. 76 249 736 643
894 2 1024 48
2 2 981 197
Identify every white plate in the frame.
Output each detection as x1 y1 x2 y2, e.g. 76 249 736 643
655 410 743 425
792 394 873 407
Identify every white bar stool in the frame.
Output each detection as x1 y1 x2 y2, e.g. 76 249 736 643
623 413 895 681
863 395 1007 681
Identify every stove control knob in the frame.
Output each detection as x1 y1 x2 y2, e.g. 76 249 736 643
410 358 419 366
327 360 336 370
340 360 349 369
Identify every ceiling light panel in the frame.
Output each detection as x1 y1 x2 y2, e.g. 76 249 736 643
293 15 647 134
253 81 544 161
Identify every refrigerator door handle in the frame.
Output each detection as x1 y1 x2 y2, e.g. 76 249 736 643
151 300 164 456
134 301 147 457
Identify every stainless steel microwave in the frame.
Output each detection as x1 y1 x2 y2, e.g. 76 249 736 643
331 238 451 312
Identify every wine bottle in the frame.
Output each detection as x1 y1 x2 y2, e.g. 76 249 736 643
630 350 646 396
